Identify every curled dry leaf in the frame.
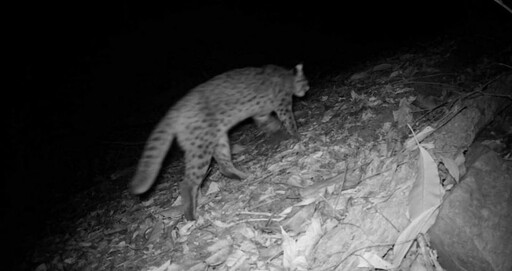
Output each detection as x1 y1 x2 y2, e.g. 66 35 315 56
440 155 460 183
408 145 444 220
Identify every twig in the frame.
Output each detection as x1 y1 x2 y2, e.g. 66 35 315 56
497 63 512 69
410 73 457 79
469 73 512 100
407 124 421 147
416 73 511 126
333 161 349 213
401 81 463 89
323 236 420 271
494 0 512 14
393 73 457 83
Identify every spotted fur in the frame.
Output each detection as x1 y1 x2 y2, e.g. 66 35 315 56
129 64 309 220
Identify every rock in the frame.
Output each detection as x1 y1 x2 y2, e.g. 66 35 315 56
429 144 512 271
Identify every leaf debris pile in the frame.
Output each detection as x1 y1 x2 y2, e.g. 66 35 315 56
29 41 511 270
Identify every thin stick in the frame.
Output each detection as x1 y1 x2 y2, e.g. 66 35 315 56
494 0 512 14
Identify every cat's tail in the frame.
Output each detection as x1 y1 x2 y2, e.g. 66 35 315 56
129 112 176 194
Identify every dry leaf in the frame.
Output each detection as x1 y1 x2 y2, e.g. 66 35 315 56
206 181 220 195
281 227 308 271
357 252 394 269
147 219 164 244
296 214 323 263
440 155 460 183
404 126 435 150
349 71 368 81
281 214 323 270
224 249 249 270
392 205 440 268
372 63 393 71
408 145 444 220
206 245 232 266
282 204 315 233
178 221 196 236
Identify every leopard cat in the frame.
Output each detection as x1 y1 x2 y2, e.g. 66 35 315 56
129 64 310 220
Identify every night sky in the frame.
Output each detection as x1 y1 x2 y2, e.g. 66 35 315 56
8 0 511 267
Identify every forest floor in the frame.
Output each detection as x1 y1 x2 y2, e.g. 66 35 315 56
25 36 512 271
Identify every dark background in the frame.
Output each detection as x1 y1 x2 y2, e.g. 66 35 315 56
7 0 511 267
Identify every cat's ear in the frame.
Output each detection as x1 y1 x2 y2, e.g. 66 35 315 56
295 63 304 76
